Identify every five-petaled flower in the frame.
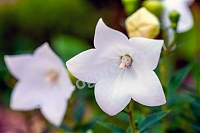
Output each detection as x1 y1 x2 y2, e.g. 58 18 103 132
66 19 166 116
4 43 75 126
161 0 194 33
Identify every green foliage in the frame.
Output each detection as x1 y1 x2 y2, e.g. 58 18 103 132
139 110 170 132
167 65 191 99
191 124 200 132
190 96 200 123
167 93 194 107
60 124 73 132
80 116 106 133
51 35 91 61
73 102 86 122
97 121 126 133
13 0 98 39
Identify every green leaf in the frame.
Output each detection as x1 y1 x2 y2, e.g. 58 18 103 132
167 93 194 107
73 102 85 122
167 65 191 99
51 35 91 61
126 126 131 133
97 121 125 133
190 97 200 122
60 124 73 132
81 115 106 133
191 124 200 132
139 110 170 132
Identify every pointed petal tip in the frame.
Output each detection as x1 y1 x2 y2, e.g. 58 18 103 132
40 42 50 50
155 97 166 106
148 96 166 106
40 106 65 127
65 60 69 67
106 111 118 116
162 96 167 105
34 42 54 57
42 42 50 47
36 42 50 51
10 101 16 110
135 97 166 107
98 18 103 23
65 60 72 71
4 55 9 62
157 39 164 46
4 55 14 63
96 18 105 28
51 119 62 127
9 100 23 111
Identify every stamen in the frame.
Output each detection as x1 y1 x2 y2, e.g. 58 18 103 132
44 70 59 83
119 62 126 69
119 55 133 69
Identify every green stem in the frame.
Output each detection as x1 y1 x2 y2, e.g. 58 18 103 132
128 100 135 133
162 29 177 87
161 28 177 131
162 55 169 88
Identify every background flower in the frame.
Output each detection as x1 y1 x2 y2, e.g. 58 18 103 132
4 43 75 126
161 0 194 32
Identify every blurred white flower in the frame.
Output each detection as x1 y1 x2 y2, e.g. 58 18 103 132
185 0 195 6
4 43 75 126
161 0 194 32
66 19 166 116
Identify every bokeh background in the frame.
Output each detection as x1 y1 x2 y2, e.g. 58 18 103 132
0 0 199 133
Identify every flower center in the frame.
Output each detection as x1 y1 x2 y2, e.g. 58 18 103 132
44 70 59 83
119 55 133 69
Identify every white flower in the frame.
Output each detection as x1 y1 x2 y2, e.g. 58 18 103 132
4 43 75 126
66 19 166 116
161 0 194 32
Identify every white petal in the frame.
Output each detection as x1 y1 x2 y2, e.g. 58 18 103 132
176 4 193 32
130 70 166 106
10 81 49 111
186 0 194 6
41 89 67 126
4 54 32 79
66 49 120 83
4 52 62 81
129 37 163 70
34 43 64 68
162 0 193 32
58 71 75 99
34 43 73 89
166 28 175 45
95 69 134 116
94 18 130 53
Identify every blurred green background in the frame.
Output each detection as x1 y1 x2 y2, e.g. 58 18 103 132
0 0 199 133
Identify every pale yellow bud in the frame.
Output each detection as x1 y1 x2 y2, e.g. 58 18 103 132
125 7 160 39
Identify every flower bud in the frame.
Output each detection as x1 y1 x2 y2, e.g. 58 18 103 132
169 10 180 30
169 10 180 23
122 0 139 15
142 0 163 17
125 7 160 39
